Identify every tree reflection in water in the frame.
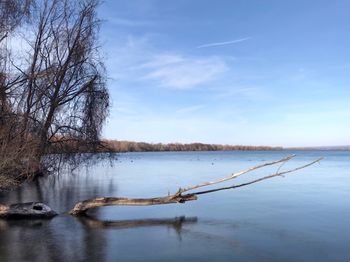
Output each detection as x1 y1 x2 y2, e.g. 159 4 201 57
0 156 115 261
0 154 118 213
0 215 199 262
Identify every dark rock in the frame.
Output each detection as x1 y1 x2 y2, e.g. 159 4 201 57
0 202 57 219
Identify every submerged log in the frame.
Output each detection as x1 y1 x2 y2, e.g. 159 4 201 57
0 202 57 218
69 194 198 215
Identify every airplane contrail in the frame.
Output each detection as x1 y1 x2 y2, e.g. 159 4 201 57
197 37 251 48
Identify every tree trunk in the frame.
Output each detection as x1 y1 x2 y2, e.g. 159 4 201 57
69 195 198 215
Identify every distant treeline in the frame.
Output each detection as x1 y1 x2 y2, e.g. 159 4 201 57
102 140 283 152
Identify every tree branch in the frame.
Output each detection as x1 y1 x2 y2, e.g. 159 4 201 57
69 195 198 215
175 154 296 195
193 157 323 195
69 155 322 216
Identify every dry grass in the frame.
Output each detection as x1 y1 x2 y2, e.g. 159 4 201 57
0 175 20 189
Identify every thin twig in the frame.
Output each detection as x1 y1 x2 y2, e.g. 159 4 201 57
176 154 296 195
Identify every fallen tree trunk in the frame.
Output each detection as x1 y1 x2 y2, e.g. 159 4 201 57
69 155 323 216
0 155 323 218
0 202 57 218
69 195 198 215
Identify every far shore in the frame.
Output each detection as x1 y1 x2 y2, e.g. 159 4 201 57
98 140 350 153
99 140 282 152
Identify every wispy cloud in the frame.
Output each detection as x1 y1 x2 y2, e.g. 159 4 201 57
108 17 154 27
139 54 185 68
142 54 229 89
197 37 251 48
105 36 231 89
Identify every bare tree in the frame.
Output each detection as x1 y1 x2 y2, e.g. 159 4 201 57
0 0 33 116
16 0 108 154
0 0 33 42
0 0 37 186
0 0 109 185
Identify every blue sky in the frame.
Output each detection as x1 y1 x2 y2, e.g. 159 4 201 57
99 0 350 147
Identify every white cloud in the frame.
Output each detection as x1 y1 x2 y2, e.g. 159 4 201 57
142 54 229 89
140 54 185 68
105 35 231 89
197 37 251 48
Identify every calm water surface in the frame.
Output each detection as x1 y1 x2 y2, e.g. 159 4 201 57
0 151 349 262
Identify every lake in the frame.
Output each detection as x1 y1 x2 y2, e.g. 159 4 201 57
0 151 349 262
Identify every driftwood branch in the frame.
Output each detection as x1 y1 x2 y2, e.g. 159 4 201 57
69 155 323 216
193 157 323 195
69 195 198 215
175 154 296 195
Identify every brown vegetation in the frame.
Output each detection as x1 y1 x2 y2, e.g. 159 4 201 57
101 140 283 153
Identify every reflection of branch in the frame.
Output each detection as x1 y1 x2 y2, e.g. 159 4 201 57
70 155 322 215
77 215 198 230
